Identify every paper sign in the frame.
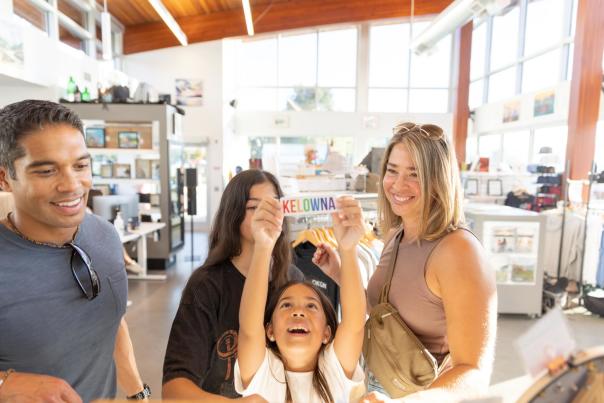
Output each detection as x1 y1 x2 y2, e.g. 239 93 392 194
514 307 575 377
281 195 338 216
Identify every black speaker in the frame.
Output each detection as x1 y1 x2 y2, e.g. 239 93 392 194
185 168 198 216
185 168 198 188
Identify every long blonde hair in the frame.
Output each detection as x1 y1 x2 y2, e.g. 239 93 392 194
377 122 464 240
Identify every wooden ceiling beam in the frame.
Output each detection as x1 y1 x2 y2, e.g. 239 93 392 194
124 0 451 54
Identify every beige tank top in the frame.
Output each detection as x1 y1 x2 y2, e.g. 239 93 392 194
367 228 466 357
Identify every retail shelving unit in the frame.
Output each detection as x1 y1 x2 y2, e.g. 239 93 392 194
64 103 185 269
465 203 547 317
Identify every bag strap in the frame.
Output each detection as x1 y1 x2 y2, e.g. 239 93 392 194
379 227 405 304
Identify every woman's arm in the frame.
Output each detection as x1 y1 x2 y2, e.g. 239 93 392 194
332 197 367 378
238 198 284 388
419 230 497 398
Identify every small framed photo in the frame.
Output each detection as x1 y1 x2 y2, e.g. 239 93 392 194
487 179 503 196
135 159 152 179
113 163 131 179
118 131 139 149
85 127 105 148
93 184 111 196
465 178 479 196
100 164 113 178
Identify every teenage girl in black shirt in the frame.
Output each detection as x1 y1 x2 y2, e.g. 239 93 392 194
162 170 302 401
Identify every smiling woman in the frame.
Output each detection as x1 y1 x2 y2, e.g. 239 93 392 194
361 122 497 401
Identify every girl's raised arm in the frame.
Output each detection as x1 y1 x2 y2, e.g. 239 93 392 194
238 198 284 388
332 197 367 378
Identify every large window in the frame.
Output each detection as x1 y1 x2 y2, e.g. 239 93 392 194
490 6 519 71
236 27 357 112
469 0 575 107
532 126 567 170
475 127 568 172
524 0 566 57
502 130 530 170
368 20 452 113
522 49 561 93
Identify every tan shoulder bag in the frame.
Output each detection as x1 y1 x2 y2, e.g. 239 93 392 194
363 229 450 398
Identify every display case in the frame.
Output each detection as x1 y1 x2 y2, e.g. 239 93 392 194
465 203 547 316
64 103 185 269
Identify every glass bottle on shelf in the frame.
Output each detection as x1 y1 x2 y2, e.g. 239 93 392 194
66 76 77 102
81 87 91 102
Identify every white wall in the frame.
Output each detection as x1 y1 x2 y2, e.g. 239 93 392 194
0 16 112 106
123 40 226 226
122 41 224 143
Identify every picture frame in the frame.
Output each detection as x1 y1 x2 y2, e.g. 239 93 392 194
534 90 555 117
487 179 503 196
113 163 131 179
465 178 479 196
135 159 152 179
117 131 139 149
93 184 111 196
100 164 113 178
85 127 105 148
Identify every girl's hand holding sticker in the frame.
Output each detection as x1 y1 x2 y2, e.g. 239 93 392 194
332 196 365 251
251 198 283 249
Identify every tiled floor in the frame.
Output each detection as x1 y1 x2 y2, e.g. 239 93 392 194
122 232 604 397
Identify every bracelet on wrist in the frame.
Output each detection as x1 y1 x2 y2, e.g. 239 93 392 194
0 369 15 390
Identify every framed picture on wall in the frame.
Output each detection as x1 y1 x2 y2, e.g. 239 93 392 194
100 164 113 178
135 159 152 179
118 131 139 149
85 127 105 148
465 178 479 196
93 184 111 196
487 179 503 196
113 163 131 179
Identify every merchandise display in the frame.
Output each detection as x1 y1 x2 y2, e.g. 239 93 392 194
465 203 546 316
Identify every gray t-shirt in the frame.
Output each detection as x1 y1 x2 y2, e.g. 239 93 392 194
0 213 127 402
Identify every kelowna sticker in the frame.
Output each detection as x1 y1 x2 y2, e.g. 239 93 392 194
280 195 339 216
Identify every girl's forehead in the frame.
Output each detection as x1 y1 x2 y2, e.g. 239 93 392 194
279 284 320 300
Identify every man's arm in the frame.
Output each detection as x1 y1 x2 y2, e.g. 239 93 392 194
114 317 147 398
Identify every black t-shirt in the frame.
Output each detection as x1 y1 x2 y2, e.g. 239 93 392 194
162 260 303 397
293 242 340 312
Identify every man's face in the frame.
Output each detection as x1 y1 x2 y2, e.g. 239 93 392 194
0 124 92 234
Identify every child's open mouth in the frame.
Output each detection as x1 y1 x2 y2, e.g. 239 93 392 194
287 326 309 334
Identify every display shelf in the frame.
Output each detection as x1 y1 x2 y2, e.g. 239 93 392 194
92 178 160 185
66 103 185 269
489 252 537 258
496 281 538 286
465 203 546 316
89 148 159 157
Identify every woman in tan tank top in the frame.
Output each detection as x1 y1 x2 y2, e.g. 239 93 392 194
314 122 497 402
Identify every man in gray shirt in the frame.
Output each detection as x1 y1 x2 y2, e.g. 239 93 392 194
0 100 148 401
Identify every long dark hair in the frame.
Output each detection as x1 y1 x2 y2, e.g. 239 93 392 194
202 169 291 288
264 281 338 403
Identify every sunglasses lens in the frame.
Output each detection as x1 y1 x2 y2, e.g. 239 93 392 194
71 246 100 300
